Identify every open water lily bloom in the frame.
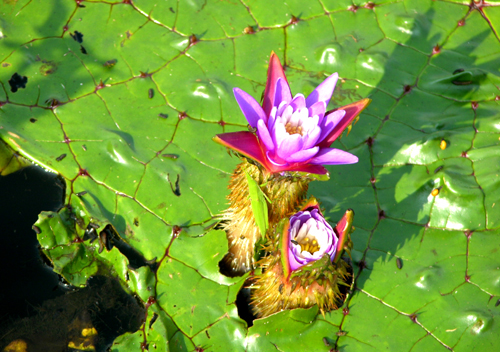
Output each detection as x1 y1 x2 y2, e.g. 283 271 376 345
214 52 371 175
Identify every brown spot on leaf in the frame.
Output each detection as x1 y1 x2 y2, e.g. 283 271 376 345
290 15 299 25
95 80 105 91
40 61 58 75
432 44 440 55
79 168 89 176
173 225 182 236
189 34 198 46
104 59 117 67
146 296 156 307
243 26 255 34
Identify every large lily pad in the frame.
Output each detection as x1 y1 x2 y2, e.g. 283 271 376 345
1 0 499 350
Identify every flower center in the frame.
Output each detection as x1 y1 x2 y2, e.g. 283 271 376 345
294 236 320 254
285 122 304 136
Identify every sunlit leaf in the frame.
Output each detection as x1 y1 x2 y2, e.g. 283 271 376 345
1 0 500 350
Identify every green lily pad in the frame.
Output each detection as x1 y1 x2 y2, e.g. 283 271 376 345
1 0 500 350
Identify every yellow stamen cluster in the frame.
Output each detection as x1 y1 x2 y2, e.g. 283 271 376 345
296 236 320 254
285 122 303 136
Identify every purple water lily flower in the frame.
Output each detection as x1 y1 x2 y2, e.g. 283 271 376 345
288 207 338 271
281 198 354 277
214 52 371 175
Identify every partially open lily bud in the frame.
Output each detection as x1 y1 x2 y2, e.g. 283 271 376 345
250 198 354 318
287 206 338 271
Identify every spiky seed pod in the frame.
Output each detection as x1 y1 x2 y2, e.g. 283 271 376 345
220 158 311 276
250 250 352 318
250 204 355 318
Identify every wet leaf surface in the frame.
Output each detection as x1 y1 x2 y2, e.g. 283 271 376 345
1 0 500 350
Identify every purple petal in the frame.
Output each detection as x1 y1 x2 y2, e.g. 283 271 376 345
302 125 321 150
305 72 339 108
286 146 319 163
273 122 287 152
308 101 326 123
289 94 306 111
277 134 302 160
318 110 346 143
289 250 306 271
257 119 274 151
266 151 287 166
277 101 288 117
309 148 358 165
274 78 292 109
233 88 267 128
268 111 277 133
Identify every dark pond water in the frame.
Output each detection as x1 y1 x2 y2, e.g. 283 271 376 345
0 166 144 351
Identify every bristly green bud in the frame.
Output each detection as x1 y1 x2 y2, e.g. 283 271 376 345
220 159 313 277
250 201 355 317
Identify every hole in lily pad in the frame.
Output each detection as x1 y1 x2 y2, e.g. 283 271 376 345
236 287 256 327
8 72 28 93
70 30 84 43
